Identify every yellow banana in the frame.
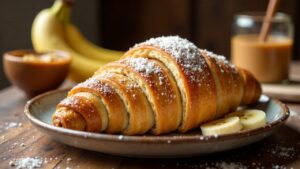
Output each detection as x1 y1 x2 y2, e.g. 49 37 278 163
200 116 242 136
31 0 106 82
226 109 267 130
65 23 124 62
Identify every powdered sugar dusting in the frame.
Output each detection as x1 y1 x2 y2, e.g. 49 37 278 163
134 36 199 60
100 72 141 94
122 57 170 89
9 157 43 169
122 57 177 103
201 49 228 64
215 162 247 169
76 77 113 96
290 111 300 120
134 36 208 83
171 161 249 169
1 122 23 131
201 49 238 74
122 58 162 76
59 96 96 118
267 145 296 158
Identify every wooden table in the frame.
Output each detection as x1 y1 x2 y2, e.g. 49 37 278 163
0 62 300 169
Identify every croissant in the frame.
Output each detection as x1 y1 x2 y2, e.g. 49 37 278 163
52 36 261 135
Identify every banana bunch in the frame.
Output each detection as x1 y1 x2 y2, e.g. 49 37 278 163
31 0 123 82
200 109 267 136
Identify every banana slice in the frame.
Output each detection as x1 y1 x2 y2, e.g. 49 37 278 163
200 116 242 136
226 109 267 130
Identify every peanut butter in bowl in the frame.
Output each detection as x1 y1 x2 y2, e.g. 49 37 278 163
22 52 68 63
3 50 71 97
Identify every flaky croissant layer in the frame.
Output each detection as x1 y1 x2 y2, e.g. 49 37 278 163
52 36 261 135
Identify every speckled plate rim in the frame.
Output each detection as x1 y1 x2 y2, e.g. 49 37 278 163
24 89 290 144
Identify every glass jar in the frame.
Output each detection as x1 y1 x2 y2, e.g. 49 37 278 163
231 12 294 83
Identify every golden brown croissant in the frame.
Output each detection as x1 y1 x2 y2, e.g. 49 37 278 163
52 36 261 135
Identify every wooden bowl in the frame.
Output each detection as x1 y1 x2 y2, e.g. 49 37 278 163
3 50 71 97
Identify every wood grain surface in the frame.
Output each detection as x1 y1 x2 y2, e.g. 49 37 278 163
0 63 300 169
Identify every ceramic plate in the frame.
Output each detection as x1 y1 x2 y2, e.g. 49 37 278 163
24 89 289 158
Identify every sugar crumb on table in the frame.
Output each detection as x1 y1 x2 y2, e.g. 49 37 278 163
9 157 43 169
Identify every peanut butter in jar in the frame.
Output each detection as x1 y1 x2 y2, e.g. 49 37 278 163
231 13 294 83
231 34 293 83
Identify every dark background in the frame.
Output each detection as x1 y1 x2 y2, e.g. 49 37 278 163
0 0 299 89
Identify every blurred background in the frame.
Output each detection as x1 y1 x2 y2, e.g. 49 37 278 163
0 0 299 89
